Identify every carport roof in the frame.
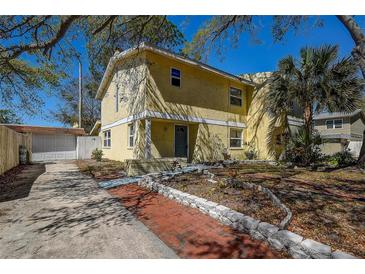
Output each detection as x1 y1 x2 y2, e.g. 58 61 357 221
2 124 86 136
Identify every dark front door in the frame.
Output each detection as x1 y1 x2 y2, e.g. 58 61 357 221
174 125 188 158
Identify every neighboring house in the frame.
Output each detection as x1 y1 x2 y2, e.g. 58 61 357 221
96 44 301 163
314 109 365 157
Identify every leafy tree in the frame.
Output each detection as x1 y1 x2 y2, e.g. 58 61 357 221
265 45 363 164
183 16 323 61
84 16 184 84
185 15 365 163
0 109 22 124
52 76 100 133
0 16 79 114
0 16 184 115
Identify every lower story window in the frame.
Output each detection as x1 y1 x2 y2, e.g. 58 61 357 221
230 128 243 148
103 130 111 147
128 123 135 147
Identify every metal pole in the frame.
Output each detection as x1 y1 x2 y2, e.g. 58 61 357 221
78 58 82 128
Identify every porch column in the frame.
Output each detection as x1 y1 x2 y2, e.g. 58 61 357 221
145 118 152 159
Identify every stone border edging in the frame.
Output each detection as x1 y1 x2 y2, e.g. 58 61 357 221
137 171 357 259
236 181 292 229
206 169 292 230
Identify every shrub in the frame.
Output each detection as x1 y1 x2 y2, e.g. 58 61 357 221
283 128 324 166
327 149 356 167
91 148 103 162
245 143 258 160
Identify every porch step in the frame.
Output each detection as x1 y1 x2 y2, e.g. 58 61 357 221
126 158 188 176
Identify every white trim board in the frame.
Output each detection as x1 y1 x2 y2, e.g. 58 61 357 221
101 110 246 131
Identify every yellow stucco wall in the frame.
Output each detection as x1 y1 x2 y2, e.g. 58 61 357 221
145 50 251 124
101 123 134 161
99 49 273 162
149 120 246 162
243 73 276 160
100 54 147 127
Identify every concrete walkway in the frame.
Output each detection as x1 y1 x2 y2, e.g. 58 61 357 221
0 162 177 258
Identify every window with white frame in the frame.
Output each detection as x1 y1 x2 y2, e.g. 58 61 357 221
229 87 242 106
171 68 181 87
229 128 243 148
128 123 135 147
326 119 343 129
334 119 343 128
103 130 111 147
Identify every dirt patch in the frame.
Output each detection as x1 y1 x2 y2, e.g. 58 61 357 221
75 159 126 181
163 172 286 226
164 163 365 258
0 164 45 203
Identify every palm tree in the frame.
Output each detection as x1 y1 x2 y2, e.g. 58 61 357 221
265 45 364 162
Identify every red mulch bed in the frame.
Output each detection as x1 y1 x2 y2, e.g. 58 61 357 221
109 184 287 259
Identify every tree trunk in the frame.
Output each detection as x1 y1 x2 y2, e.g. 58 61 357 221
337 15 365 79
303 102 313 165
358 130 365 166
337 15 365 163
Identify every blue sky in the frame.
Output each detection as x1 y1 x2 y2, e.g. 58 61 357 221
22 15 362 127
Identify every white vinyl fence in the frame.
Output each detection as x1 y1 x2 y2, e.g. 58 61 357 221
77 136 101 160
348 141 363 158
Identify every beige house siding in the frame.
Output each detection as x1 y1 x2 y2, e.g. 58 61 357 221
350 113 365 139
320 141 345 155
314 117 351 135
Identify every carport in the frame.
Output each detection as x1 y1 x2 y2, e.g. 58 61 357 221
4 125 85 162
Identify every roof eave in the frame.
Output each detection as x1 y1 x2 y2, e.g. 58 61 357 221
95 43 254 100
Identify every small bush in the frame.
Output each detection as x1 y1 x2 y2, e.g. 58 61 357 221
91 148 103 162
245 143 258 160
327 149 356 167
283 128 324 166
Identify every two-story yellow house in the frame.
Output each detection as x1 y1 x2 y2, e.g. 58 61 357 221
95 43 289 166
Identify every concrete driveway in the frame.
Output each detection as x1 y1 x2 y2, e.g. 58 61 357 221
0 162 177 258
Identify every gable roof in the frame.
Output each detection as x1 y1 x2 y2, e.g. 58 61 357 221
313 109 364 120
95 42 254 100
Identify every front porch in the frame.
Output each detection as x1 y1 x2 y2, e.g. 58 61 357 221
142 118 199 162
129 119 196 175
129 117 246 175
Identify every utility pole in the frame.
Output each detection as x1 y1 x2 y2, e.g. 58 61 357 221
78 57 82 128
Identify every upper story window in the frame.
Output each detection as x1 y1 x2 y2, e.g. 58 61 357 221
229 128 243 148
171 68 181 87
326 119 343 129
229 87 242 106
103 130 111 147
128 123 135 147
